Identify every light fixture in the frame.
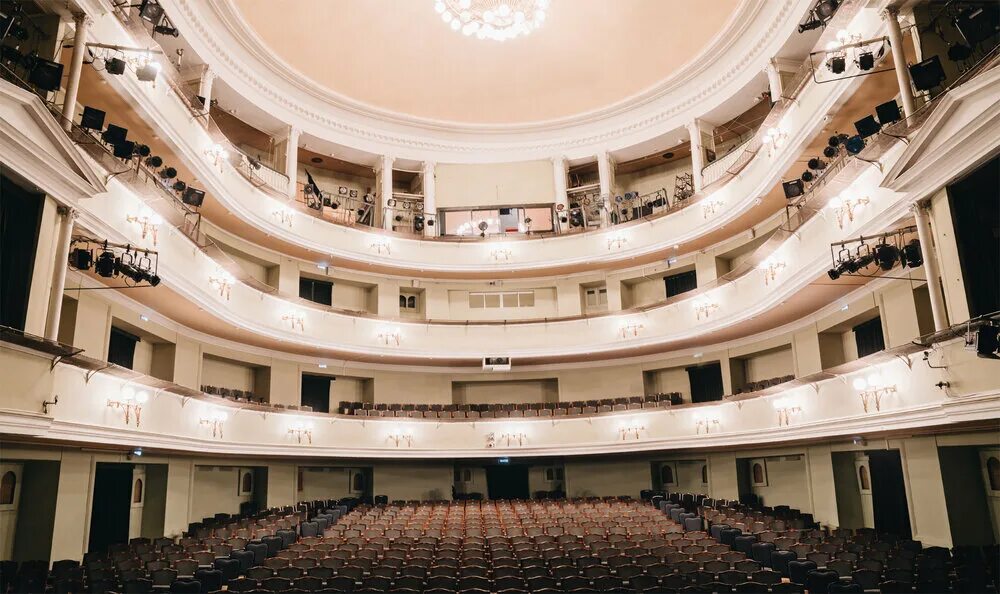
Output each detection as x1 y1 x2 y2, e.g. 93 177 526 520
490 248 512 262
205 143 229 169
852 373 896 413
272 206 293 227
107 387 147 427
378 329 401 346
702 200 724 219
606 235 627 250
135 60 160 83
282 312 305 331
618 425 645 441
763 127 788 156
759 259 786 285
370 239 391 255
618 321 644 339
695 416 720 434
828 194 869 229
388 433 413 447
126 210 163 245
772 398 802 427
694 300 719 320
434 0 549 41
287 423 313 444
199 411 227 438
498 432 527 447
209 271 234 300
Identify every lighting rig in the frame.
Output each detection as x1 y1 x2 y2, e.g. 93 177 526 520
0 4 65 95
797 0 840 33
827 226 922 280
68 236 161 288
85 42 164 85
810 33 889 81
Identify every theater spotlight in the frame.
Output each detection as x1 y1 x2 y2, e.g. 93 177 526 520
132 144 151 158
70 248 93 270
106 57 126 75
807 158 827 171
136 61 160 82
95 245 117 278
827 55 846 74
844 135 865 155
171 180 187 193
801 171 815 183
873 242 899 270
857 51 875 71
853 245 875 270
782 179 804 199
144 155 163 168
181 187 205 207
798 18 824 33
113 140 135 159
153 24 179 37
414 215 425 232
138 0 165 23
900 239 923 268
158 167 177 180
102 124 128 146
823 145 839 158
814 0 838 19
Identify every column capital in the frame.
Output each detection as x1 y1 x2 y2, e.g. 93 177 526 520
201 65 216 82
56 205 78 218
882 5 899 19
71 12 92 26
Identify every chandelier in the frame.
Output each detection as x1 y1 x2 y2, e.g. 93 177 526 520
434 0 549 41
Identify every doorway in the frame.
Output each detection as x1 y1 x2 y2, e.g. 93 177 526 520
88 463 134 553
868 450 912 538
486 464 529 500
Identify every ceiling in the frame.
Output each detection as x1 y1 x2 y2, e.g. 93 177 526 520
229 0 743 125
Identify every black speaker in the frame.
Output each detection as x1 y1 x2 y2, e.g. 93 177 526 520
113 140 135 159
875 100 901 125
80 106 106 130
28 57 63 92
844 135 865 155
782 179 804 199
854 115 881 138
181 187 205 207
102 124 128 146
909 55 946 92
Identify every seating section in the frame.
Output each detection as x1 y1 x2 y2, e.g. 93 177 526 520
337 393 683 418
733 376 796 396
200 385 314 412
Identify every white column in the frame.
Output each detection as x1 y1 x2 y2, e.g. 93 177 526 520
552 155 569 232
61 14 90 131
884 7 917 118
912 202 948 331
283 125 300 198
596 151 614 227
687 120 707 194
197 66 215 115
44 206 75 341
379 154 394 231
765 59 784 102
421 161 436 237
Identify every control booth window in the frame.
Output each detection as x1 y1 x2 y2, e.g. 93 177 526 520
470 291 535 309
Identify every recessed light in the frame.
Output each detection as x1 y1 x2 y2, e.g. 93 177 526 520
311 157 323 164
693 352 704 358
841 304 850 311
667 257 678 265
139 314 150 322
318 363 328 369
672 244 680 250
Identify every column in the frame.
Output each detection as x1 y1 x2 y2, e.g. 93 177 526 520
283 125 300 198
266 463 298 508
792 326 824 376
765 59 784 102
162 459 194 537
806 445 841 528
899 437 952 546
197 65 215 115
379 154 394 231
912 202 948 331
687 120 705 194
884 7 917 118
50 451 94 561
551 155 569 231
44 206 75 341
596 151 614 227
707 453 739 500
421 161 436 238
377 280 400 317
61 14 89 131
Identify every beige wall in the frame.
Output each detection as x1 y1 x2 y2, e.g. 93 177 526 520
564 458 650 498
372 462 452 501
435 161 554 209
749 454 812 512
190 466 252 522
201 355 255 391
744 346 794 383
453 379 558 405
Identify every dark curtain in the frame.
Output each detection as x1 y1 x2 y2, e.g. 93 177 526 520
0 176 45 331
686 362 724 403
854 317 886 358
947 155 1000 317
664 270 698 298
301 374 332 413
299 278 333 306
88 464 133 553
108 327 139 369
868 450 912 539
486 465 530 500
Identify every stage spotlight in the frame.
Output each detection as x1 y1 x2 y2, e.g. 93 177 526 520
153 24 179 37
80 106 106 130
95 247 117 278
910 55 946 92
171 181 187 193
801 171 815 183
955 4 1000 47
828 55 846 74
102 124 128 146
948 43 973 62
414 215 425 232
854 246 875 269
814 0 838 19
136 61 160 82
106 57 126 75
144 155 163 168
857 51 875 71
158 167 177 180
181 187 205 207
807 158 827 171
901 239 923 268
799 19 823 33
827 267 841 280
782 179 804 199
113 140 135 159
115 256 143 283
854 115 881 138
132 144 151 158
875 100 901 125
139 0 165 23
844 135 865 155
874 243 899 270
823 146 839 158
70 248 93 270
569 209 584 228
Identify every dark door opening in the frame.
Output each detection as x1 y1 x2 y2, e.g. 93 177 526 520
88 463 134 553
868 450 912 539
486 465 530 500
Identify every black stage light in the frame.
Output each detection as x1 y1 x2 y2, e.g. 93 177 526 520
828 55 846 74
827 267 841 280
843 257 862 274
799 19 823 33
948 43 973 62
80 106 106 130
106 57 126 75
875 100 901 125
901 239 923 268
815 0 838 20
807 157 827 171
844 135 865 155
139 0 165 23
801 171 815 182
854 246 875 270
102 123 127 146
144 155 163 168
113 140 135 159
857 51 875 71
854 115 881 138
95 248 117 277
158 167 177 180
136 62 159 82
954 4 1000 48
28 57 64 92
414 215 425 232
153 24 179 37
828 135 841 147
115 256 143 283
874 243 899 270
823 146 839 158
569 209 584 227
171 181 187 192
974 325 1000 360
70 248 93 270
132 144 151 158
910 55 946 92
782 179 804 199
181 187 205 207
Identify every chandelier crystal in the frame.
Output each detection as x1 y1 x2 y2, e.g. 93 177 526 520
434 0 549 41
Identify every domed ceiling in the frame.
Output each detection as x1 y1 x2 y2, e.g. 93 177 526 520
229 0 743 125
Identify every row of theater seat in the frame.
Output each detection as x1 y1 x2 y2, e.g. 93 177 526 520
200 385 314 412
733 376 796 396
336 393 683 418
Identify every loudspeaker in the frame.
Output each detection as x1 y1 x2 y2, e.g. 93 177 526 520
80 106 106 130
782 179 804 199
875 100 901 125
854 115 881 138
909 55 946 92
102 124 128 146
181 187 205 207
28 57 63 92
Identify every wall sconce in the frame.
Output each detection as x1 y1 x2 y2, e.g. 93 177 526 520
272 207 293 227
773 398 802 427
606 235 627 250
370 239 391 255
702 200 724 219
618 321 644 339
695 416 720 434
208 271 234 300
388 433 413 447
852 373 896 413
694 300 719 320
107 387 147 427
204 143 229 170
828 194 870 229
126 210 163 245
619 425 645 440
378 328 401 346
282 312 305 331
759 259 786 286
490 248 512 262
199 411 227 438
498 432 527 447
287 424 313 444
763 127 788 156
